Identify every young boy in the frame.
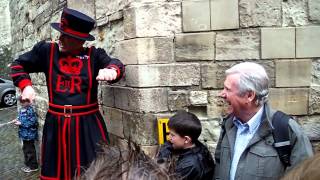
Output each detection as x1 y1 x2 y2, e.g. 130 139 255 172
157 110 215 180
14 96 39 173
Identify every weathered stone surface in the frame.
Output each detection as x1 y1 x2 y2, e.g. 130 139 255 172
29 73 47 86
123 111 158 145
239 0 281 27
309 86 320 114
0 0 11 45
114 87 168 113
201 63 218 89
115 37 173 65
101 85 115 107
96 0 125 20
216 29 260 60
124 2 181 38
269 88 309 115
261 27 295 59
94 21 124 55
309 0 320 22
297 115 320 141
189 91 208 106
182 0 210 32
23 34 37 50
296 26 320 58
175 32 215 61
207 90 229 118
210 0 239 30
282 0 309 26
125 64 200 87
312 59 320 85
67 0 95 18
199 119 220 143
168 90 189 111
103 107 124 138
275 59 312 87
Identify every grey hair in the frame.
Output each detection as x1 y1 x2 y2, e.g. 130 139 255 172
226 62 269 106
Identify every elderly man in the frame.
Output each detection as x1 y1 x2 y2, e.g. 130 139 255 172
214 62 313 180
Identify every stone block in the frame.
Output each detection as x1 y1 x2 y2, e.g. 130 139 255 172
201 63 219 89
124 2 181 38
122 111 158 145
94 21 125 55
103 107 124 138
216 29 260 60
189 91 208 106
96 0 124 20
182 0 210 32
309 0 320 22
114 87 168 113
207 90 229 118
115 37 173 65
175 32 215 61
297 115 320 141
67 0 95 18
269 88 309 115
168 90 189 111
101 85 115 107
312 59 320 85
309 86 320 114
282 0 309 26
275 59 312 87
125 64 200 87
199 119 220 143
239 0 281 27
210 0 239 30
261 28 295 59
296 26 320 58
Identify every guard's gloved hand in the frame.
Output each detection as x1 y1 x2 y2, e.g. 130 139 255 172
21 85 35 103
96 68 118 81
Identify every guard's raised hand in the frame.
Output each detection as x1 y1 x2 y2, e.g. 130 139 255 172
96 68 117 81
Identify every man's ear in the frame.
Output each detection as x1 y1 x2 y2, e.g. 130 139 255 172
247 90 256 103
184 136 192 144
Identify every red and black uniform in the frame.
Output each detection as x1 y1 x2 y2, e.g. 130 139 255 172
10 40 124 179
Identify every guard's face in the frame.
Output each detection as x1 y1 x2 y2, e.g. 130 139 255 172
219 74 248 118
168 130 186 149
59 34 85 53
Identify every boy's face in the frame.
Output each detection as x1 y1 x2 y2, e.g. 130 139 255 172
169 129 188 149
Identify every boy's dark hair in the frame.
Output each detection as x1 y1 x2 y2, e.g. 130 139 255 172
168 110 202 142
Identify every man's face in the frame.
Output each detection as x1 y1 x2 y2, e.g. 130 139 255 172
169 129 187 149
219 74 248 118
59 34 85 53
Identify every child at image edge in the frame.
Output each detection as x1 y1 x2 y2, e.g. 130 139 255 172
14 96 39 173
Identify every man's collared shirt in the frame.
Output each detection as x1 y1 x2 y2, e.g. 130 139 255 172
229 105 264 180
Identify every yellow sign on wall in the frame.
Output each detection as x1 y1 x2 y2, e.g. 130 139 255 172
157 118 170 145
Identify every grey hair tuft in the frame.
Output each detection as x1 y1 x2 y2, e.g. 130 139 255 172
226 62 269 106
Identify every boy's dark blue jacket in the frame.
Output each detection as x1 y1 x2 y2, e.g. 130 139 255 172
18 105 38 140
157 140 215 180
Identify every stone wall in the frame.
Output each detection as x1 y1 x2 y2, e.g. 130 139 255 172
0 0 12 79
8 0 320 155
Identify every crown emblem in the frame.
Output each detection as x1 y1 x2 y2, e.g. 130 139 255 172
59 57 83 75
